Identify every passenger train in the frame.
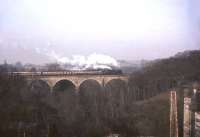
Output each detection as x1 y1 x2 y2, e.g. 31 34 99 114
10 69 123 76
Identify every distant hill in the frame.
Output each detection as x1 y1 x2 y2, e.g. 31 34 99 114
128 50 200 100
120 50 200 75
141 50 200 82
118 59 148 74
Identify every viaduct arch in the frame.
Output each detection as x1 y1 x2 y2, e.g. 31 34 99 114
24 73 129 93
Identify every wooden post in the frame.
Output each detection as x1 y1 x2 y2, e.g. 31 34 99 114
183 90 192 137
170 91 179 137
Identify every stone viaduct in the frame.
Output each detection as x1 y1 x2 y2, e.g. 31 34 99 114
13 72 129 91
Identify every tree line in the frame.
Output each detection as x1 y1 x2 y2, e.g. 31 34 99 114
0 50 199 137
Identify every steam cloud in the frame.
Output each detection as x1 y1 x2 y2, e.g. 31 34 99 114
44 50 120 70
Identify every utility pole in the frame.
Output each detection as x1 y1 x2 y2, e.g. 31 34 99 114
170 90 179 137
183 88 192 137
192 88 200 137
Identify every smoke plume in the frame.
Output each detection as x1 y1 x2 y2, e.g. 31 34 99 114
46 50 119 70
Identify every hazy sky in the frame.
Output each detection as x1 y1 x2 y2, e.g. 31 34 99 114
0 0 199 64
